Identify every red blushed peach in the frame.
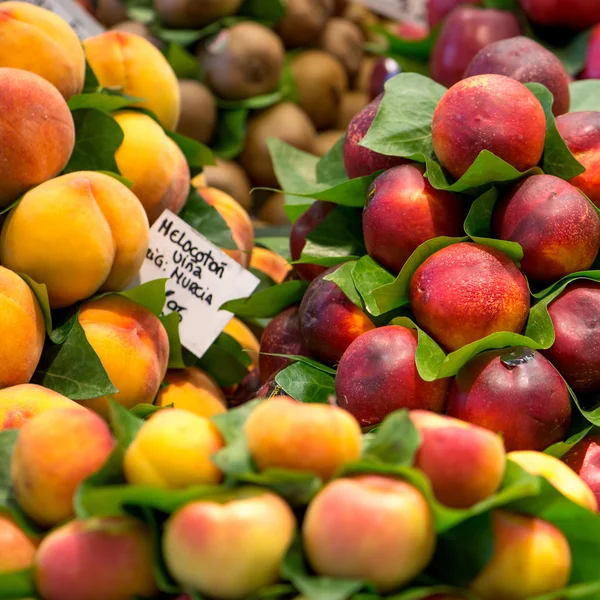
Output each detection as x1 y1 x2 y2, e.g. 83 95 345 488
34 516 157 600
430 7 521 88
464 36 570 116
493 174 600 283
299 266 375 365
447 348 571 452
363 164 468 274
542 281 600 393
556 111 600 208
368 58 401 101
164 491 295 600
432 74 546 179
336 326 450 427
249 247 291 284
343 95 408 179
411 410 506 508
303 475 436 592
409 243 530 352
563 435 600 510
0 513 37 573
290 201 336 281
470 510 571 600
427 0 480 26
245 396 362 480
259 305 312 383
519 0 600 31
582 24 600 79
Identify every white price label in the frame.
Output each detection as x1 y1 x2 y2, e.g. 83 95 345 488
137 210 260 359
0 0 105 39
355 0 426 23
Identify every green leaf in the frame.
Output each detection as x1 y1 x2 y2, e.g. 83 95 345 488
63 109 124 174
541 29 592 77
255 236 292 261
570 80 600 113
18 273 52 335
239 469 323 506
371 25 438 61
196 332 250 387
323 261 363 309
160 312 186 369
268 139 376 206
32 321 118 400
212 107 248 160
83 60 100 93
220 280 309 318
299 206 366 266
164 43 201 80
216 88 286 111
359 73 446 159
67 92 140 113
109 400 145 448
483 0 517 8
130 403 167 419
166 131 215 176
545 426 594 459
261 354 336 375
111 279 167 317
275 362 336 403
179 187 237 249
351 255 396 315
525 82 584 179
316 135 347 185
0 569 36 600
238 0 285 22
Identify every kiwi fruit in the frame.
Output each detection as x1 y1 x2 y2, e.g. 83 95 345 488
276 0 334 48
94 0 127 27
240 102 316 187
314 130 344 157
154 0 243 29
336 90 368 129
356 55 377 93
199 22 285 100
202 160 253 211
290 50 349 130
175 80 217 145
343 3 381 42
257 193 291 226
319 18 364 79
332 0 347 16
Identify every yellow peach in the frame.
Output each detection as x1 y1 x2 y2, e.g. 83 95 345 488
0 513 37 574
223 318 260 368
250 247 291 284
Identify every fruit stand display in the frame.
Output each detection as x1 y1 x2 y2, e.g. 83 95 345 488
2 1 600 600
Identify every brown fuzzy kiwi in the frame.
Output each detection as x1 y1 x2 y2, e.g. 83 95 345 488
314 130 345 157
154 0 243 28
332 0 347 16
203 160 253 211
257 193 291 226
290 50 349 130
343 3 381 42
319 18 364 79
276 0 334 48
175 80 217 145
356 56 377 93
94 0 127 27
240 102 316 187
336 90 368 129
199 22 285 100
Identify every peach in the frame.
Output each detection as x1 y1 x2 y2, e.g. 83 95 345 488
113 111 190 225
582 24 600 79
464 37 570 116
156 367 226 418
470 510 571 600
336 326 450 427
299 266 375 364
411 410 506 508
197 187 254 268
410 243 530 352
35 516 157 600
290 201 336 281
0 513 36 573
83 31 180 130
124 408 223 489
0 268 44 389
563 435 600 510
0 68 74 207
368 57 401 100
303 475 436 592
542 281 600 393
11 407 114 527
0 2 85 100
556 111 600 208
259 305 312 383
364 164 468 274
508 450 597 511
164 491 295 600
447 348 571 452
223 317 260 368
343 95 407 179
432 74 545 179
78 295 169 418
493 175 600 283
519 0 600 31
245 396 362 480
0 384 85 430
427 0 480 26
250 247 291 284
0 171 149 309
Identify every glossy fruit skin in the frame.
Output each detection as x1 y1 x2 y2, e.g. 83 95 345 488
582 25 600 79
563 435 600 510
368 57 401 100
519 0 600 31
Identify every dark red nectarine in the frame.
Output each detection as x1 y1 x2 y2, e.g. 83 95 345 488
368 58 401 101
582 24 600 79
519 0 600 31
427 0 480 27
563 435 600 510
